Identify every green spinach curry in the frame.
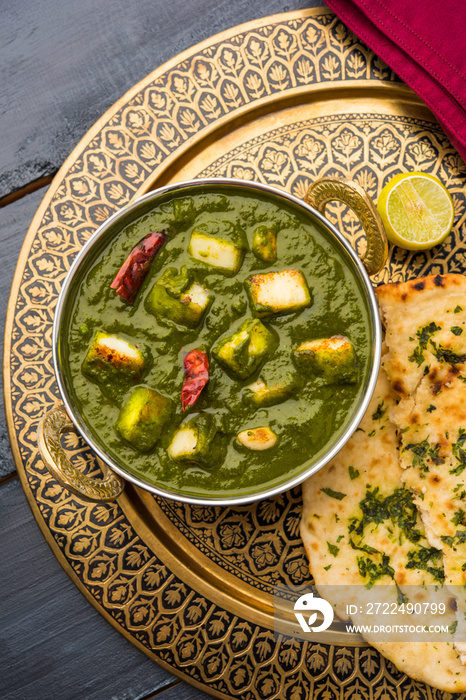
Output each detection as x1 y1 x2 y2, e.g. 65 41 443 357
63 187 371 498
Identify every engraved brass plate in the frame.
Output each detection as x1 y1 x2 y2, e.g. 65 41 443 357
5 8 466 699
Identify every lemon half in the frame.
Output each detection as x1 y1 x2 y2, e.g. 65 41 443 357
377 172 454 250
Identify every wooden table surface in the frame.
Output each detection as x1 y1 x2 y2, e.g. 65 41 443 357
0 2 325 699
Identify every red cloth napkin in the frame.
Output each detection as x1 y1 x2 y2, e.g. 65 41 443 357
325 0 466 161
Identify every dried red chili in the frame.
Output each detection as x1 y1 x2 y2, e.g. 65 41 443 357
181 349 209 412
110 229 167 304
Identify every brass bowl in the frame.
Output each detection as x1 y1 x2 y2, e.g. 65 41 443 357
38 177 387 505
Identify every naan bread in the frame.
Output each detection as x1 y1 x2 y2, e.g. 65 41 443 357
377 274 466 659
301 368 466 692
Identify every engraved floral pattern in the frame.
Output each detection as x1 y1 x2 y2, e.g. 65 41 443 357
369 129 401 170
7 8 466 700
332 129 363 168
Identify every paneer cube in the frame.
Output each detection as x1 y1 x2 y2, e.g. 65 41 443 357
243 373 295 408
82 331 145 402
115 386 173 452
245 269 311 317
145 266 212 328
213 318 275 380
182 282 210 317
167 413 223 467
252 226 277 263
169 425 198 459
236 426 278 451
188 231 244 274
294 335 358 384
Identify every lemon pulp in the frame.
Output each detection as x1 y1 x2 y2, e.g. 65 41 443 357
377 172 454 250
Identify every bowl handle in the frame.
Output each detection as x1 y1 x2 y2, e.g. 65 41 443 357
37 405 125 502
305 176 388 276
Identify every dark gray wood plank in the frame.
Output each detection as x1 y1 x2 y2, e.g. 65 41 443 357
0 477 190 700
0 0 322 200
